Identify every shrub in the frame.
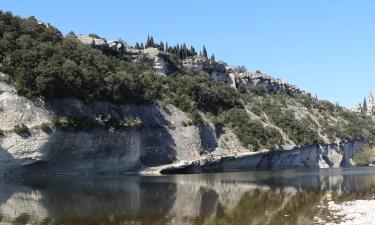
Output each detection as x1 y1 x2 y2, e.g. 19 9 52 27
353 146 374 166
121 116 144 129
39 123 52 133
216 108 282 151
13 123 30 136
53 116 71 128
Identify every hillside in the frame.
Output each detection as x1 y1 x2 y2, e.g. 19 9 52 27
0 11 374 174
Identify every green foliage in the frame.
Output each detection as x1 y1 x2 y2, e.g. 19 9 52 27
353 146 374 166
215 108 282 151
3 11 375 151
39 122 52 133
53 115 144 131
246 93 323 146
13 123 29 136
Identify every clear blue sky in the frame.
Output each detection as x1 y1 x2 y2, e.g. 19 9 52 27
1 0 375 107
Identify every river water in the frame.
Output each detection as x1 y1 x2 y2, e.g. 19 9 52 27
0 168 375 225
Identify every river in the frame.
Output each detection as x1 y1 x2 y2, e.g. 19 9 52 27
1 168 375 225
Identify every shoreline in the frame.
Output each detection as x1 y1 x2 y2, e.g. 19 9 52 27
317 198 375 225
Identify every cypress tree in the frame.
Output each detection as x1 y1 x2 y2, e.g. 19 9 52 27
159 41 165 51
149 36 155 48
145 35 151 48
135 42 140 49
202 45 208 59
190 46 196 56
363 97 368 112
210 54 215 61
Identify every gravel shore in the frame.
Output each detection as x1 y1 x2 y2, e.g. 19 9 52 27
325 199 375 225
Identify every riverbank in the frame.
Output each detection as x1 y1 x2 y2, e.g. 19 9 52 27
323 199 375 225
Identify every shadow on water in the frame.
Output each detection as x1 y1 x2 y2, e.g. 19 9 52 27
1 168 375 225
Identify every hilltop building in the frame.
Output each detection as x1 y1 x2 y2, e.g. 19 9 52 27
353 91 375 116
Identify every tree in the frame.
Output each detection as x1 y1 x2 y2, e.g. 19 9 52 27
210 54 215 61
145 35 155 48
134 42 140 49
363 97 368 112
158 41 164 51
145 35 150 48
67 31 76 37
202 45 208 59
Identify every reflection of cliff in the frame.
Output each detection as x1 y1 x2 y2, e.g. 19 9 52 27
0 171 374 225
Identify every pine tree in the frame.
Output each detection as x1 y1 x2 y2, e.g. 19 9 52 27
140 42 144 49
135 42 140 49
202 45 208 59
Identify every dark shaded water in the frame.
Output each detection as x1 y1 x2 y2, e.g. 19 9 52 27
1 168 375 225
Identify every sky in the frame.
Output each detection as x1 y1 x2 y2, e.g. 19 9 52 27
1 0 375 107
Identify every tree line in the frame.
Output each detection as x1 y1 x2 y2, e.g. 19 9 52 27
135 35 214 60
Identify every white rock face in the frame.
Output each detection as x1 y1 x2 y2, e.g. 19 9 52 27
236 72 308 95
155 141 364 174
327 200 375 225
182 58 307 95
76 35 307 96
0 82 248 175
76 35 125 55
140 48 170 75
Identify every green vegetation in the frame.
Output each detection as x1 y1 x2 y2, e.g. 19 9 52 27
353 146 374 166
2 11 375 151
215 108 282 150
53 115 144 131
13 123 29 136
244 90 375 147
39 122 52 133
135 35 200 60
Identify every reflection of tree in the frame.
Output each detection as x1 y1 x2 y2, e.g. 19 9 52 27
201 189 322 225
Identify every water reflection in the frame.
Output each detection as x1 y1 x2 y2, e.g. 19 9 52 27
0 168 375 225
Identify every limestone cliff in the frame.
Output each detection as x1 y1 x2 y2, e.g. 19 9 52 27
0 81 247 175
0 80 365 176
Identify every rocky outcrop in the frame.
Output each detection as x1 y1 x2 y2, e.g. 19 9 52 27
77 35 126 56
181 58 307 95
76 35 306 96
236 72 308 95
152 141 364 174
0 78 366 175
136 48 176 75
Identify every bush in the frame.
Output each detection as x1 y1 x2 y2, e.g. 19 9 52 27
353 146 374 166
39 122 52 133
216 108 282 151
120 116 144 129
13 123 30 136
